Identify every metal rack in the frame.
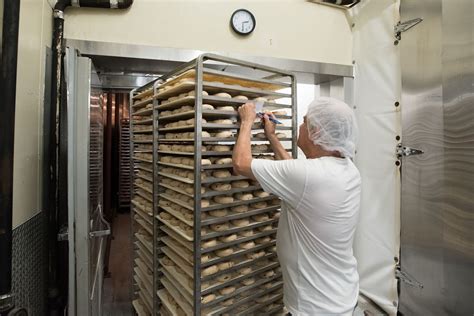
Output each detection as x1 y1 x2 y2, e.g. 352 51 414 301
130 84 156 315
153 54 296 315
119 119 132 209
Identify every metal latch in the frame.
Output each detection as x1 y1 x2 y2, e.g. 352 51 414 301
396 266 424 289
57 226 68 241
395 18 423 40
89 229 111 238
397 143 424 158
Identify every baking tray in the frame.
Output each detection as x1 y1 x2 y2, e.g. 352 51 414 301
160 275 194 315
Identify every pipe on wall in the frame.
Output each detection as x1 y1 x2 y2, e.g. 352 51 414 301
47 0 133 314
0 0 21 314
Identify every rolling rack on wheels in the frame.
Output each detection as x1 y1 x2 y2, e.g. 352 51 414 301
131 53 297 315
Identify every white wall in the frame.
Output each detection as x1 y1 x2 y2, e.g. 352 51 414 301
13 0 52 227
64 0 353 65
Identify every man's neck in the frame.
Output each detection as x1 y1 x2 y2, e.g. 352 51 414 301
304 146 342 159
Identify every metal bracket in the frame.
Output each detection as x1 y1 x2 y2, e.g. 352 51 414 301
395 18 423 40
396 267 424 289
0 293 14 312
57 226 68 241
89 229 111 238
397 143 424 158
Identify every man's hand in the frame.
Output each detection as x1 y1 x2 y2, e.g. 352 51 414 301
262 112 277 137
238 103 257 125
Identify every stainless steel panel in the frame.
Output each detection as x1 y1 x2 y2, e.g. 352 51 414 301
399 0 474 315
65 39 354 80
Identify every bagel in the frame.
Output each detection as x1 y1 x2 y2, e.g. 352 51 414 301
241 278 255 286
218 234 237 243
210 222 229 232
269 199 281 205
201 199 210 208
212 145 232 152
201 253 211 263
238 230 254 237
235 192 253 201
219 286 236 295
161 256 174 266
254 132 266 139
202 103 215 110
234 95 249 101
251 201 268 209
272 110 287 116
214 92 232 99
253 97 268 102
217 273 233 283
201 293 216 304
252 213 269 222
253 190 270 198
201 265 219 277
209 208 228 217
231 180 249 188
272 212 281 219
238 267 252 275
222 298 234 306
210 183 231 192
238 241 255 249
276 132 287 139
263 270 275 278
202 239 217 249
213 195 234 204
213 170 232 178
216 106 235 111
201 159 212 166
258 224 273 232
246 250 265 260
231 218 250 227
215 157 232 165
215 248 233 257
231 205 249 213
211 119 233 125
256 236 271 244
214 130 233 138
217 261 234 270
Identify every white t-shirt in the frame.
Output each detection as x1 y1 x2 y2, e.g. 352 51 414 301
251 157 361 316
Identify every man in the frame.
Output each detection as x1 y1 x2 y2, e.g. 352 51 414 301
233 97 361 315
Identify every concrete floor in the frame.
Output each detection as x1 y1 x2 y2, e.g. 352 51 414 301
103 213 133 316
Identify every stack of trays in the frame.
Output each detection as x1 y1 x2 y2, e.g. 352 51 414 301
155 63 294 315
131 85 155 315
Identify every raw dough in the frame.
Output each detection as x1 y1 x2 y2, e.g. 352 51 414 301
231 205 249 213
255 132 266 139
238 241 255 249
253 97 268 102
216 106 235 111
213 195 234 204
209 209 228 217
256 236 271 244
216 157 232 165
218 233 237 243
210 222 229 232
202 239 217 249
201 159 212 166
231 218 250 227
254 190 270 198
202 103 215 110
211 119 233 125
251 201 268 209
234 95 248 100
252 213 269 222
235 192 253 201
214 130 233 138
217 261 234 270
219 287 236 295
231 180 249 188
276 132 286 139
214 92 232 99
213 170 231 178
201 293 216 304
210 183 231 192
201 265 219 277
217 273 233 283
212 145 232 152
238 267 252 275
241 278 255 286
238 229 253 237
215 248 233 257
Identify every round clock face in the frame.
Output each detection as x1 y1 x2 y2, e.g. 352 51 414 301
231 9 256 35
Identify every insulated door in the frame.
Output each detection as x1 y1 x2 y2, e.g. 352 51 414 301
65 47 110 316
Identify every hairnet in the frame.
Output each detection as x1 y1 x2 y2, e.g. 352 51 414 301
305 97 358 158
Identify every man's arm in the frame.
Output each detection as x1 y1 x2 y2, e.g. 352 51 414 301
233 103 257 179
263 114 292 160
